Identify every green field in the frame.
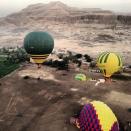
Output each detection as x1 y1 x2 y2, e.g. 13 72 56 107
0 62 19 78
0 56 20 78
0 47 28 78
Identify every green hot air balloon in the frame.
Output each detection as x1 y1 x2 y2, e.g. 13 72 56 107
24 31 54 67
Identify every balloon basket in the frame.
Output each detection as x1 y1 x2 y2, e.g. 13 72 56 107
105 77 112 83
37 64 41 69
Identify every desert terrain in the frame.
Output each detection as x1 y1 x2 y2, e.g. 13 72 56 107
0 22 131 64
0 1 131 131
0 64 131 131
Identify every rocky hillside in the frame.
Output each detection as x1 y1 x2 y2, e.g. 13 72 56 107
0 1 131 26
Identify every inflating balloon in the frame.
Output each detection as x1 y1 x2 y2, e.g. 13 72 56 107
79 101 119 131
24 31 54 68
97 52 122 78
75 74 87 81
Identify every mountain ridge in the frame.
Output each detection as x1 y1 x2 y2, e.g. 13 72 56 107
1 1 130 26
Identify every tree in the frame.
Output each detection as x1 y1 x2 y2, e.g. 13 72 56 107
84 54 92 62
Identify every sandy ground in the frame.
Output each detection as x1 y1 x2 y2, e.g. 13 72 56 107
54 38 131 56
0 23 131 130
0 23 131 64
0 64 131 131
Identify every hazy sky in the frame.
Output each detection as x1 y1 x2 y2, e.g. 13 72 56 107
0 0 131 17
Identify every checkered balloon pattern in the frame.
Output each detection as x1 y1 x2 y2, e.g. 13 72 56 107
79 101 119 131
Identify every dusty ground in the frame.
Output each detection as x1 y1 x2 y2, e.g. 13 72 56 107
0 64 131 131
0 23 131 64
0 22 131 131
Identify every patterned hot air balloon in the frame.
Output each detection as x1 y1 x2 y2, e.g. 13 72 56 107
78 101 119 131
97 52 122 78
24 31 54 67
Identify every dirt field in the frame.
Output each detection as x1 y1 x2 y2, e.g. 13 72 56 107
0 2 131 130
0 23 131 65
0 64 131 131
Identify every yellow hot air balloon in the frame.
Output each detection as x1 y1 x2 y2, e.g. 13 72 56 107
97 52 122 79
70 101 119 131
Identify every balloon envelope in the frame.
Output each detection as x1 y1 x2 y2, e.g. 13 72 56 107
79 101 119 131
97 52 122 78
24 31 54 64
75 74 87 81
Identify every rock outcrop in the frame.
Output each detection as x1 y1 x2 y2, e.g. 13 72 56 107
0 1 131 26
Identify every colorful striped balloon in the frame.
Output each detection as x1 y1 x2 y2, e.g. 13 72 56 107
97 52 122 78
79 101 119 131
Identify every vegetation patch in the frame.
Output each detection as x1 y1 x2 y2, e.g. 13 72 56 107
0 47 28 78
0 62 19 78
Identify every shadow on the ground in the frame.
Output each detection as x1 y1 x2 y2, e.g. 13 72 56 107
112 74 131 81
